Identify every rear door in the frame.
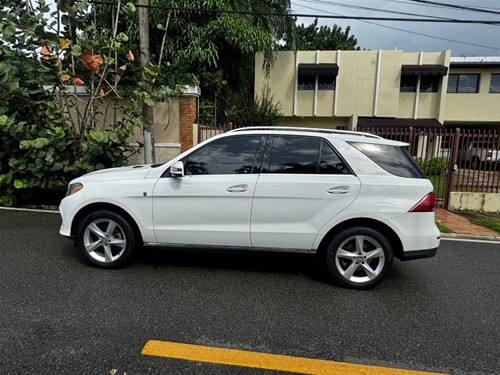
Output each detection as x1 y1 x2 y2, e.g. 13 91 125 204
250 135 361 250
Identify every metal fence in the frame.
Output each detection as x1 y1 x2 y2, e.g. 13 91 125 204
197 123 234 143
363 127 500 208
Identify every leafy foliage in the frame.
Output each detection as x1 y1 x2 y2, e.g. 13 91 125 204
281 18 359 51
223 86 282 128
0 0 168 206
415 157 448 176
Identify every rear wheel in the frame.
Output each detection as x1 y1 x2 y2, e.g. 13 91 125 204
76 210 137 268
325 227 393 289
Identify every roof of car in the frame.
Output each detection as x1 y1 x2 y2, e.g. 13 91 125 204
229 126 378 137
227 126 407 146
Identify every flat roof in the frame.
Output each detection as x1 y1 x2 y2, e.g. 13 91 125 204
450 56 500 68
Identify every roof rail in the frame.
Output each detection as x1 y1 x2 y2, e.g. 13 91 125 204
228 126 382 139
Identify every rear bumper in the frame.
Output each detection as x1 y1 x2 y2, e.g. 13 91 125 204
400 247 438 261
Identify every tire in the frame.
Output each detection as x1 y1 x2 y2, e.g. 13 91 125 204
471 156 481 170
325 227 393 289
75 210 137 269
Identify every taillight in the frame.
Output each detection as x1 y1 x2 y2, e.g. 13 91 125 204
410 192 436 212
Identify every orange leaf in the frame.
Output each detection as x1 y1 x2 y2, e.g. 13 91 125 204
99 88 105 97
59 74 70 82
117 65 127 76
40 44 51 60
74 77 84 86
127 50 135 62
80 49 103 73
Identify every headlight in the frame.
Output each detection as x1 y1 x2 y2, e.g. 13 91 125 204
66 183 84 197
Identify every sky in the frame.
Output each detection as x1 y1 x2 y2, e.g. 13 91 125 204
291 0 500 57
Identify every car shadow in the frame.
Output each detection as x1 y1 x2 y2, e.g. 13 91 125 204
137 246 333 283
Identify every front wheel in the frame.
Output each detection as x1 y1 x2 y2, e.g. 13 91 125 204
325 227 393 289
75 210 137 268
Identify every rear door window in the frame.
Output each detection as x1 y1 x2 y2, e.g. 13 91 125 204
350 142 425 178
320 141 350 174
262 136 352 175
266 136 320 174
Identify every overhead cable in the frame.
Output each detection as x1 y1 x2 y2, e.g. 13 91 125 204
87 1 500 23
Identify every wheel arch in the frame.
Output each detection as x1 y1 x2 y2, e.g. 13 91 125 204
71 202 143 244
316 218 403 260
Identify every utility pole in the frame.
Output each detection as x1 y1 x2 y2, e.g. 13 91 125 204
138 0 155 164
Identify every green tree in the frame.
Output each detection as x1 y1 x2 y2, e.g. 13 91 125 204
94 0 294 124
282 18 359 51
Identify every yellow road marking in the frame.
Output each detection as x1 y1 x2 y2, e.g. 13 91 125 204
141 340 446 375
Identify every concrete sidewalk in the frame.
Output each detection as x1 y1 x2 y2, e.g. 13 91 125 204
435 208 499 240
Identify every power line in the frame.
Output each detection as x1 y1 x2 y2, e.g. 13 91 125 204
87 1 500 24
293 1 500 51
297 0 499 27
298 0 447 19
404 0 500 15
358 0 500 12
297 0 460 21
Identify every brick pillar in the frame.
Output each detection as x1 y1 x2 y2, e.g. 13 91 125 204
179 95 197 153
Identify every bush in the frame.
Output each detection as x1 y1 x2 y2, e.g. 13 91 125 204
415 157 449 176
0 0 161 206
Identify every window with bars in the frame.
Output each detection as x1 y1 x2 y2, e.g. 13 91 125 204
298 72 336 91
400 75 439 92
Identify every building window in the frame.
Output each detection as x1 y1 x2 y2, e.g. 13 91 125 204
420 75 439 92
489 74 500 93
447 74 480 93
400 75 417 92
297 64 338 91
400 75 439 92
318 73 336 90
298 72 316 90
298 72 336 91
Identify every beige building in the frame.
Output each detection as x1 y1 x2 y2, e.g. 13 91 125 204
255 51 500 130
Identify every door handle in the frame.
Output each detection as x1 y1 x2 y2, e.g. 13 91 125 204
327 186 350 194
227 184 248 193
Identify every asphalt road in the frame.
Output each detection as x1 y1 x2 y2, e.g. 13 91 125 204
0 209 498 375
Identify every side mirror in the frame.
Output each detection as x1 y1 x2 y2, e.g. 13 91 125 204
170 161 185 178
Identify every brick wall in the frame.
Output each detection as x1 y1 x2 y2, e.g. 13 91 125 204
179 95 197 153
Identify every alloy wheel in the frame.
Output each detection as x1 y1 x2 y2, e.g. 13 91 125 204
83 218 127 263
335 235 386 284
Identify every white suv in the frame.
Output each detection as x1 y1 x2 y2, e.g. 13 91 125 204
59 127 440 289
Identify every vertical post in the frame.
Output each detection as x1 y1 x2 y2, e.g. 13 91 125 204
444 128 461 209
138 0 155 164
373 50 382 117
408 126 415 156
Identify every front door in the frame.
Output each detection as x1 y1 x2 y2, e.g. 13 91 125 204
152 135 264 247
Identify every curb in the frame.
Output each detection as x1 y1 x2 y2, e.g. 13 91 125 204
440 233 500 242
0 206 59 214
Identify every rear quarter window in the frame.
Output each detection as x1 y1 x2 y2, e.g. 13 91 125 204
349 142 425 178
